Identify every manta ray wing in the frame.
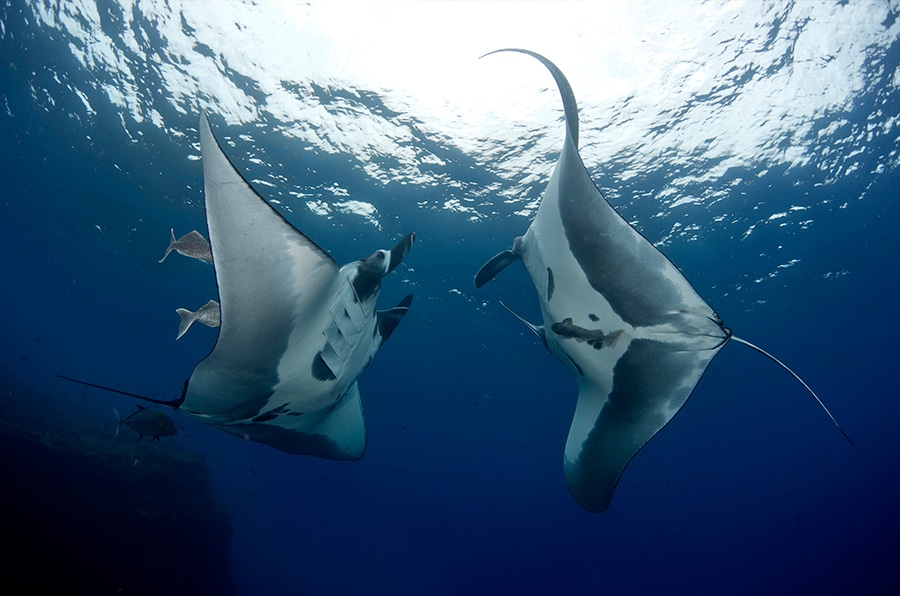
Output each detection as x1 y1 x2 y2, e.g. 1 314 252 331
476 50 730 512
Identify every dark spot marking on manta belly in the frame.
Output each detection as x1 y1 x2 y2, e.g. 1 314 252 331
251 403 291 422
588 313 599 322
252 412 279 423
547 267 555 301
312 352 336 381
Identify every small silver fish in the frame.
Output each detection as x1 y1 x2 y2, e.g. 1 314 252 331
175 299 220 339
114 406 177 440
159 229 213 264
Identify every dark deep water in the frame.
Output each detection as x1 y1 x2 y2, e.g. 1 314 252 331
2 2 899 594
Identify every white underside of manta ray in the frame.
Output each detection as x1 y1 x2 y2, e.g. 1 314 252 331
475 49 852 513
61 113 415 461
175 112 415 460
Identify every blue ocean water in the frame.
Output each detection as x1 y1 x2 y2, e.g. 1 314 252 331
2 1 899 594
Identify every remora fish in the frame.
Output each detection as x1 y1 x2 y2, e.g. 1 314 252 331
159 229 213 264
176 299 220 339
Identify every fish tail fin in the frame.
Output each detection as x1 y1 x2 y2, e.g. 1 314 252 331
730 335 854 445
114 408 121 437
159 228 177 263
603 329 624 348
175 307 197 340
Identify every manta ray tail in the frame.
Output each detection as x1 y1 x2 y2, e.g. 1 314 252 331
55 374 186 409
730 335 854 445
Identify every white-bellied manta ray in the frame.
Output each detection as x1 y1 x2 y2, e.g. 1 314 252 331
59 112 415 461
474 49 852 513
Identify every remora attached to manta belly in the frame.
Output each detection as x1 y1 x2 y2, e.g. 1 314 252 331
60 113 415 461
474 49 852 513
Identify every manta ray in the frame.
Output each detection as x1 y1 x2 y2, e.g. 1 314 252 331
475 49 852 513
60 113 415 460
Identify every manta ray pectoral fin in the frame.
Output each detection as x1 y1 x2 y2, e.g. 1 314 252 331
377 294 414 343
308 382 367 460
564 339 723 513
325 382 368 460
483 49 580 145
499 301 546 346
475 250 521 288
184 112 340 420
213 382 366 460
